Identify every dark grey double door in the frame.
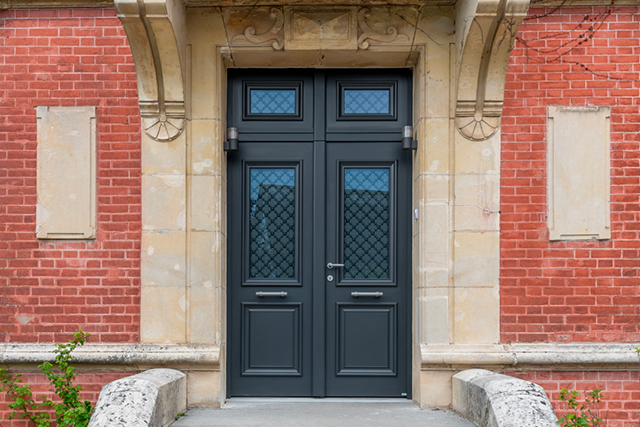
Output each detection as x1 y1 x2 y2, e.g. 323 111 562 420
228 70 411 398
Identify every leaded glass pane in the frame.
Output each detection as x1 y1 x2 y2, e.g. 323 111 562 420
343 168 390 279
250 168 296 279
344 89 390 114
250 89 296 114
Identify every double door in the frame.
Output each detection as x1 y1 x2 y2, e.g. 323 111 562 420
227 70 411 397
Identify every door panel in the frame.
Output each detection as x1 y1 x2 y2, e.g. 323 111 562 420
228 70 411 398
242 303 302 376
336 303 397 376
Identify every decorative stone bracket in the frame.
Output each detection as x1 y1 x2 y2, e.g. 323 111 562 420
455 0 529 141
115 0 186 142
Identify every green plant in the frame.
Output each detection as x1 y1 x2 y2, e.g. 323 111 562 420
0 331 93 427
557 388 607 427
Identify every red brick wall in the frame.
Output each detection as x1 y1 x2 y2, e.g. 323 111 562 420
0 8 141 343
505 371 640 427
501 6 640 343
0 370 131 426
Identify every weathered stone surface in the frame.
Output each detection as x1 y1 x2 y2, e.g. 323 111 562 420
452 369 557 427
36 106 96 240
89 368 187 427
547 106 611 241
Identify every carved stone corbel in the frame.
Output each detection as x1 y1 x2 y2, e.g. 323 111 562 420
115 0 186 142
455 0 529 141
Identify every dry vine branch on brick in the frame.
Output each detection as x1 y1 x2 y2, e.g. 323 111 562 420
515 4 635 81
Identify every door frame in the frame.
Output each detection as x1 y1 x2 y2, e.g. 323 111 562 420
225 69 413 398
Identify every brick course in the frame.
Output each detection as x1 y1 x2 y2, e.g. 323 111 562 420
505 371 640 427
0 370 131 427
0 8 141 344
501 6 640 344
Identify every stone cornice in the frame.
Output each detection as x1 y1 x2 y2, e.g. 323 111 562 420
3 0 640 9
421 343 640 370
0 343 220 370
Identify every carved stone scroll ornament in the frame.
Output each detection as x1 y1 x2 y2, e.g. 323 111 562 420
455 0 530 141
357 8 410 50
232 8 285 50
115 0 186 142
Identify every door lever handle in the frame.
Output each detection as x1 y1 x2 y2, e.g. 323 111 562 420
256 291 287 298
327 263 345 269
351 292 383 298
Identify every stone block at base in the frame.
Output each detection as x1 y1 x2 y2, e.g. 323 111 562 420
452 369 557 427
89 368 187 427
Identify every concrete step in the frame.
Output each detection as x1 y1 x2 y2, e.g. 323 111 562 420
171 399 474 427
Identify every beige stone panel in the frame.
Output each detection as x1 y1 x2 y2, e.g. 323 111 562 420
547 106 611 240
141 131 186 175
417 288 450 344
413 7 455 46
141 231 186 288
189 231 224 288
416 174 450 205
141 285 186 343
418 231 449 272
189 120 222 176
188 371 221 408
453 231 499 288
453 287 500 344
416 118 450 175
415 10 454 119
189 285 221 344
229 48 412 69
36 106 96 240
285 7 357 50
190 176 223 232
454 131 500 174
418 370 453 408
142 174 187 231
420 202 449 233
453 174 499 232
187 8 228 46
188 13 222 120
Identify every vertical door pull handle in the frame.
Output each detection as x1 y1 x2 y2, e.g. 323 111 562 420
351 292 383 298
256 291 287 298
327 263 345 269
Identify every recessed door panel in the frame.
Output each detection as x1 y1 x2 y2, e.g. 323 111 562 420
337 303 397 376
242 303 302 376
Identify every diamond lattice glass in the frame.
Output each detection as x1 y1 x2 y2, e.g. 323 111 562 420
250 89 296 114
343 168 390 279
249 168 296 279
343 89 390 114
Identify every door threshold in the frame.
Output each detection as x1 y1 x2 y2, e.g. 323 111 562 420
224 397 411 405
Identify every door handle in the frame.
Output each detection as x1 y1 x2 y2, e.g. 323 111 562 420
351 292 383 298
256 291 288 298
327 263 345 269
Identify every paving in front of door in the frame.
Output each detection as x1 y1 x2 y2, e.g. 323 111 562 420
172 399 474 427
